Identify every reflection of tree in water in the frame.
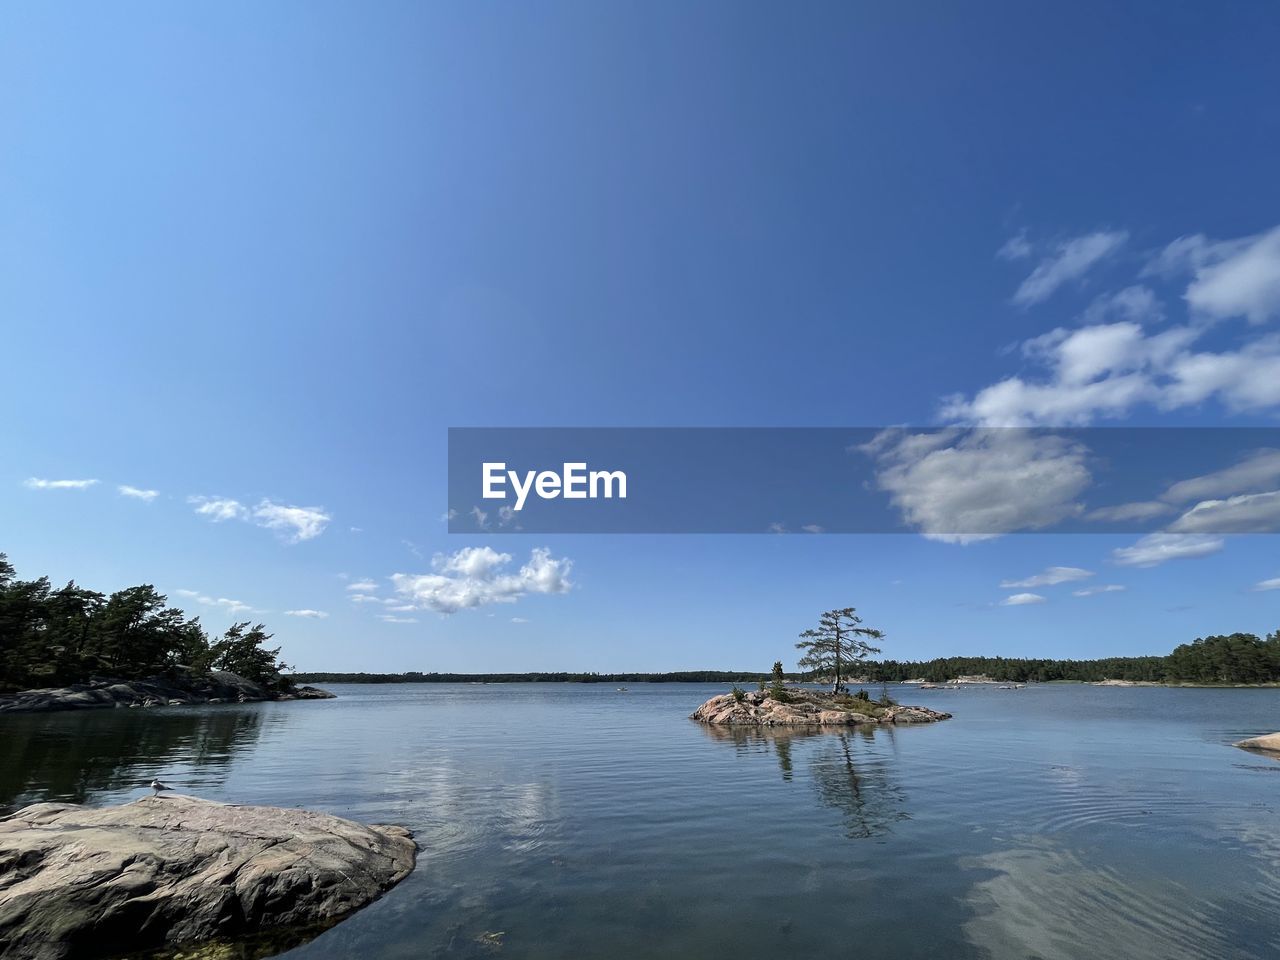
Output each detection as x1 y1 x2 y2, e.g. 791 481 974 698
0 707 265 810
697 723 909 839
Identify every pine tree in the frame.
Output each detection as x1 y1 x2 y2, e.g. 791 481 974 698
795 607 883 694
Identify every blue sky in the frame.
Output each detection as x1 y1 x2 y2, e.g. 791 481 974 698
3 1 1279 671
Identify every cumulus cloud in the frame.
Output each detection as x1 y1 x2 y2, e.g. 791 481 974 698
285 609 329 619
1112 533 1224 567
863 428 1091 541
1012 230 1127 307
118 485 159 502
24 478 98 490
1001 593 1047 606
1073 584 1126 597
1000 566 1093 589
1150 226 1280 325
391 546 572 615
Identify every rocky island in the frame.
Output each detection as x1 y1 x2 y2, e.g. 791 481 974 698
691 687 951 727
0 669 334 715
0 795 416 960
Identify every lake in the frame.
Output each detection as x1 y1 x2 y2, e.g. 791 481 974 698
4 682 1280 960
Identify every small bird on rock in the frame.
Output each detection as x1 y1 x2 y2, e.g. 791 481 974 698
150 778 170 797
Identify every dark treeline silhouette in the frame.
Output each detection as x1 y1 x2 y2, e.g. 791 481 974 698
298 631 1280 686
0 553 292 693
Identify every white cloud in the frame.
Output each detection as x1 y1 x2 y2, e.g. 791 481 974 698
252 500 330 542
1079 285 1164 326
996 231 1032 262
189 496 248 522
24 477 98 490
285 609 329 619
118 485 159 502
1161 449 1280 505
767 522 788 534
1073 584 1126 597
1112 533 1224 567
391 546 573 615
1254 577 1280 592
470 506 489 530
380 615 419 624
189 495 330 542
1000 566 1093 589
346 579 378 592
1001 593 1047 606
864 428 1090 541
1151 226 1280 325
1167 490 1280 534
1012 230 1127 307
174 588 256 616
511 617 529 623
1085 501 1174 523
349 594 380 604
801 524 825 534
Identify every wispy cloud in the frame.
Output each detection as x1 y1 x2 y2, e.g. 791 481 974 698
1001 593 1047 606
189 496 247 522
346 579 378 592
174 588 257 616
118 485 159 502
24 477 98 490
1112 533 1224 567
1254 577 1280 592
1073 584 1126 597
996 230 1032 262
391 546 572 615
380 615 419 624
1012 230 1127 307
188 495 331 542
1000 566 1093 589
284 609 329 619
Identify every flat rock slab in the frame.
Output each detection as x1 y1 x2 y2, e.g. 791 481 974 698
691 690 951 726
0 796 416 960
1235 732 1280 754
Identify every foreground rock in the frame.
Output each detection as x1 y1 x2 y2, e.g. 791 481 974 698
691 688 951 726
0 670 334 714
0 795 416 960
1235 732 1280 754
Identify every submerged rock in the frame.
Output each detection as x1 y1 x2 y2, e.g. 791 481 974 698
0 795 416 960
1235 732 1280 754
0 669 334 714
690 689 951 726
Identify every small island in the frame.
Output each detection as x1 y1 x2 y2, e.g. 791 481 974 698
692 608 951 727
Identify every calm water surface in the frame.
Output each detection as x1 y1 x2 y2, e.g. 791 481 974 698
4 683 1280 960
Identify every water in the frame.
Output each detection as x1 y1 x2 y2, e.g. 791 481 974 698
4 683 1280 960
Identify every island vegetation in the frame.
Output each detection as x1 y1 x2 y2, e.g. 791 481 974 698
294 632 1280 687
0 553 293 694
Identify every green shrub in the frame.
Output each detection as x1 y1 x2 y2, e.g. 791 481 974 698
731 684 746 703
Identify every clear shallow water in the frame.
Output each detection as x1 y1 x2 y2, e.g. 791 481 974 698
4 683 1280 960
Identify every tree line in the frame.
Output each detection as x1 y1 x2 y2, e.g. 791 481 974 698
0 553 292 693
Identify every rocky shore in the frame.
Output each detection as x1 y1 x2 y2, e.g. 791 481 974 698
1235 732 1280 754
0 670 334 714
0 795 416 960
691 688 951 726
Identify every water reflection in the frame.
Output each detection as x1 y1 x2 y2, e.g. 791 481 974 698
697 724 909 839
0 706 266 811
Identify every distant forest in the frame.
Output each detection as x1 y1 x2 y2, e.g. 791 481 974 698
0 553 292 693
296 631 1280 687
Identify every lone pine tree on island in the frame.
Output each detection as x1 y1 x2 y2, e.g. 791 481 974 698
796 607 884 694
